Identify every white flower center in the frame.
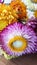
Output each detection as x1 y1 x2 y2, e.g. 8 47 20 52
13 41 23 48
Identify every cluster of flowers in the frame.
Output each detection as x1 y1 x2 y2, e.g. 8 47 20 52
0 0 37 59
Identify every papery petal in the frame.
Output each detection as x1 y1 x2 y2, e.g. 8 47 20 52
0 22 37 56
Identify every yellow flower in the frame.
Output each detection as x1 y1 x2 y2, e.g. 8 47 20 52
0 4 18 25
34 10 37 18
0 20 8 31
0 4 18 31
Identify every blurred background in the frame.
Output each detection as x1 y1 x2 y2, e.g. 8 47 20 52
0 53 37 65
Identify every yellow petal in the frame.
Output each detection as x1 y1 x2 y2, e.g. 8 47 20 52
0 20 8 31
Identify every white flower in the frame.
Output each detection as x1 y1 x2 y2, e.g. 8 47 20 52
22 0 37 10
4 0 12 4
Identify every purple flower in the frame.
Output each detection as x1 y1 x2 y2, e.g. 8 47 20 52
0 0 4 3
26 17 37 36
0 22 37 56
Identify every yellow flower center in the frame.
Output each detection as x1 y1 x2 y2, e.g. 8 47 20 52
31 0 37 3
8 36 27 52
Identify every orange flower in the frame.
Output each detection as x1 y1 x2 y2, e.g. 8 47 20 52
10 0 27 20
